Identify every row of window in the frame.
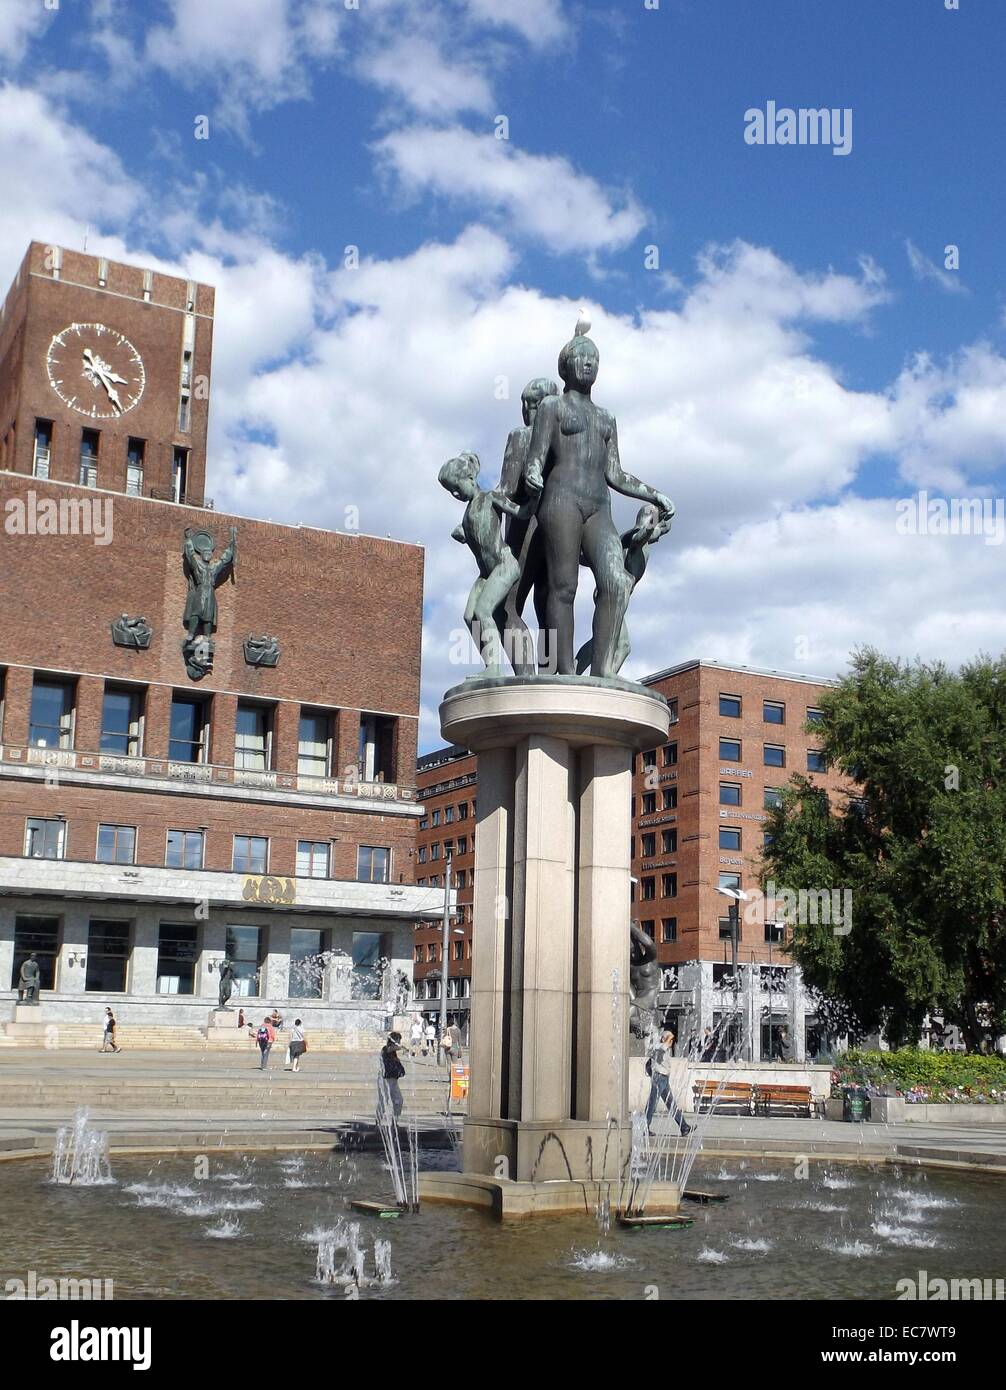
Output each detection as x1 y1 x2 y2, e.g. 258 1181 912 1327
32 420 190 499
416 867 468 889
414 977 470 1001
414 939 470 964
638 742 678 771
719 737 826 771
720 692 824 725
23 818 392 881
638 918 678 944
721 783 794 808
633 785 678 817
417 835 469 864
636 828 678 857
10 916 386 1000
13 673 397 781
418 799 473 830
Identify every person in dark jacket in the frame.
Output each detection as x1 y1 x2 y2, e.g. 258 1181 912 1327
381 1031 406 1119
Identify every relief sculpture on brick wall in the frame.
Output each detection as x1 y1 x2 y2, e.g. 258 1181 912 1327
181 525 237 679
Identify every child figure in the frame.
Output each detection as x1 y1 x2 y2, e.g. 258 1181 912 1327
575 502 673 675
439 451 533 676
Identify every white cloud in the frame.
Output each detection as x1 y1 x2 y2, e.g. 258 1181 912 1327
887 345 1006 491
463 0 568 45
906 239 967 296
357 34 494 117
374 125 647 254
0 0 54 63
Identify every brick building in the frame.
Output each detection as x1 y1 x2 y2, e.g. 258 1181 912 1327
412 747 476 1037
0 243 444 1042
416 660 849 1059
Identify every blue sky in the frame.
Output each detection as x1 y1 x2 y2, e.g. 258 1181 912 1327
2 0 1004 747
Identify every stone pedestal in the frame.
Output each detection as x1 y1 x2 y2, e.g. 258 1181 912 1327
424 675 679 1214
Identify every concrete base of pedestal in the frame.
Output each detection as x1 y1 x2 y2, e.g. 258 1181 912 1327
418 1170 681 1219
14 1003 42 1020
463 1115 636 1184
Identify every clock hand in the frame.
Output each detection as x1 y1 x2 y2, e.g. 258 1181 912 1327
82 349 124 413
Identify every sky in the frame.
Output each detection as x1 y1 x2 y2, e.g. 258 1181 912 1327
2 0 1004 750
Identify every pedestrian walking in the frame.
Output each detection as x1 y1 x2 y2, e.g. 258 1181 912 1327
444 1019 463 1066
409 1014 423 1058
100 1007 122 1054
381 1030 406 1119
424 1019 437 1058
254 1017 275 1071
645 1028 691 1136
287 1018 307 1073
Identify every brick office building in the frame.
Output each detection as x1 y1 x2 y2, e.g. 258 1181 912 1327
416 660 848 1060
412 747 475 1039
0 243 444 1042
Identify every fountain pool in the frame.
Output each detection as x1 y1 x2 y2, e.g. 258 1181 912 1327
2 1148 1003 1300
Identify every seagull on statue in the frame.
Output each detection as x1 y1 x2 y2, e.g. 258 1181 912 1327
575 312 591 336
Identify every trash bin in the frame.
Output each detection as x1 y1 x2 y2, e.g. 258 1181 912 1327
842 1085 870 1122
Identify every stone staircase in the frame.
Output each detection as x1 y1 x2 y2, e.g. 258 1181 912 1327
0 1022 387 1051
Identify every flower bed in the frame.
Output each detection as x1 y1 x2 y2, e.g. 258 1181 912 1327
831 1049 1006 1104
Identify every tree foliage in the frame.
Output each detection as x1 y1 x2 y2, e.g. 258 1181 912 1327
761 649 1006 1050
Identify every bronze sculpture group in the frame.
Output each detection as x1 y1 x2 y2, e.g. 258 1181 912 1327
440 318 674 681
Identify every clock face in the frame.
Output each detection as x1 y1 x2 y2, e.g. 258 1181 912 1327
46 323 145 419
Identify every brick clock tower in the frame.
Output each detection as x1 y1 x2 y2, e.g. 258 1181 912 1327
0 241 214 505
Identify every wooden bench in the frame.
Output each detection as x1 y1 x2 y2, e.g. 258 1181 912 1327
691 1081 754 1114
753 1083 816 1118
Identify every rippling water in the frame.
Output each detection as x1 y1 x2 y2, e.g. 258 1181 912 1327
1 1151 1002 1300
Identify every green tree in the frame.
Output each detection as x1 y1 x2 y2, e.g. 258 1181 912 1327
762 649 1006 1051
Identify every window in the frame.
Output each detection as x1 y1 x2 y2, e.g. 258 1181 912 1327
663 742 678 766
719 918 742 942
427 943 437 962
642 792 657 815
101 685 142 757
417 846 427 865
641 749 657 770
719 827 741 851
172 447 188 504
431 810 441 828
178 393 191 433
662 918 677 943
720 694 741 718
719 738 741 762
97 824 135 864
662 872 677 898
662 828 677 854
640 920 655 939
763 700 785 725
431 843 440 861
169 696 206 764
85 920 129 992
764 831 775 849
11 916 59 991
765 921 786 944
719 782 741 806
233 836 268 874
764 744 786 768
235 702 272 771
358 846 391 883
25 818 65 859
457 836 467 855
414 945 423 963
641 833 656 857
157 924 197 996
296 841 329 878
181 349 193 389
807 749 827 772
126 438 145 496
444 806 455 823
719 872 741 894
453 940 464 961
359 713 396 782
298 710 331 777
641 877 655 901
166 830 204 870
667 698 678 724
352 931 385 999
29 678 74 748
765 787 783 810
33 419 52 478
458 802 469 820
455 869 466 889
289 928 325 998
224 925 264 996
79 428 99 487
419 818 428 831
806 707 825 726
662 786 678 811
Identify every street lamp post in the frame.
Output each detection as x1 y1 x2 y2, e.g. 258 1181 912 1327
438 849 453 1063
716 886 750 1061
